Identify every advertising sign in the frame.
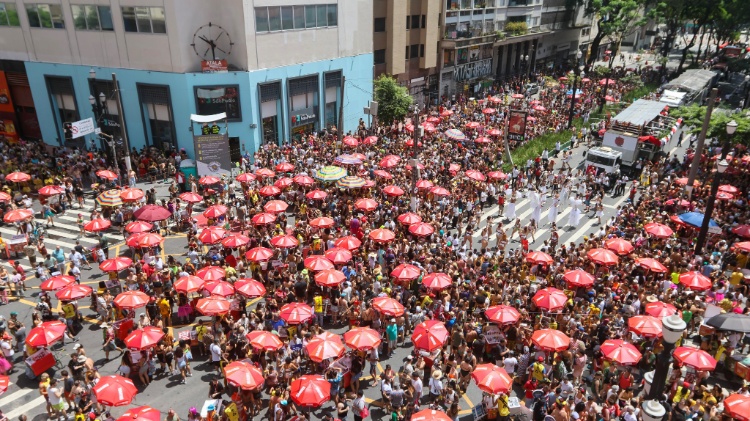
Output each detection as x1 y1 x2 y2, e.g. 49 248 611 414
0 71 18 142
507 110 527 142
201 60 228 73
193 133 232 177
70 117 95 139
0 71 14 113
195 86 241 120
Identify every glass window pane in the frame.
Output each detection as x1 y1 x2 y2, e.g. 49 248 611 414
37 4 52 28
0 4 7 26
255 7 269 32
268 6 281 31
293 6 304 29
317 5 327 27
305 5 316 28
49 4 63 28
6 3 19 26
85 6 99 30
98 6 113 31
71 5 85 29
135 6 151 33
150 7 166 33
281 6 293 30
26 5 39 27
122 7 137 32
327 5 337 26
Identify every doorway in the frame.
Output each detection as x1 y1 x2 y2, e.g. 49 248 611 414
228 137 241 165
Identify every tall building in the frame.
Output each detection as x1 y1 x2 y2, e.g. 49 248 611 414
535 0 594 70
0 0 372 159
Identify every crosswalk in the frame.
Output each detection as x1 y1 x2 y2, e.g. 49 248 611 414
0 385 49 419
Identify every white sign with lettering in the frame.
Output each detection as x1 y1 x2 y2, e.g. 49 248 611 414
454 59 493 82
70 117 95 139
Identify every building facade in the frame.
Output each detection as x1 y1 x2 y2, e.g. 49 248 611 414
535 0 594 71
0 0 373 159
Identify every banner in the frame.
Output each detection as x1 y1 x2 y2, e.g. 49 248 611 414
0 71 18 142
507 110 527 142
0 71 14 113
70 117 95 139
193 133 232 177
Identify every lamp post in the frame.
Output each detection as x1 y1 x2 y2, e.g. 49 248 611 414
694 119 737 254
88 69 133 180
744 74 750 109
568 49 583 129
521 54 529 79
647 314 687 400
641 400 667 421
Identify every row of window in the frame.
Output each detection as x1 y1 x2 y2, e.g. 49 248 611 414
0 2 165 34
373 15 428 33
255 5 337 33
373 44 426 65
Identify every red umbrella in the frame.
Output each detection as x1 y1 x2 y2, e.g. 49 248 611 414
526 251 553 265
587 248 620 265
275 162 295 173
532 288 568 311
422 272 452 290
409 222 435 237
665 198 691 207
733 225 750 238
315 269 346 287
305 255 335 271
487 171 507 180
179 192 203 203
412 320 449 351
465 170 486 181
114 291 150 309
334 236 361 250
736 241 750 252
374 170 393 180
235 172 257 183
274 177 294 189
235 278 266 298
397 212 422 225
198 175 220 185
196 296 231 315
280 302 314 325
600 340 642 365
429 186 451 197
26 321 67 347
3 209 32 223
719 184 739 194
325 247 353 264
196 265 225 281
306 190 328 200
717 191 735 200
245 247 274 261
363 135 378 145
531 329 570 351
270 235 299 249
679 271 712 291
224 361 265 390
6 171 30 182
415 179 434 189
93 375 137 406
116 406 161 421
644 222 674 238
563 270 595 288
628 315 663 338
125 221 153 234
342 136 359 147
251 212 277 226
411 409 452 421
246 330 283 351
379 155 401 168
355 198 379 212
258 185 281 197
264 200 288 214
605 237 634 255
38 185 65 196
344 327 382 350
293 174 315 186
465 121 482 129
84 218 112 232
55 284 93 301
204 280 235 297
471 364 513 394
124 327 165 350
174 275 205 294
306 334 345 362
99 257 133 272
391 263 422 281
674 177 701 187
119 188 144 202
255 168 276 178
290 375 331 407
221 234 251 248
203 205 228 219
383 185 405 196
198 226 226 244
96 170 118 180
645 301 677 318
636 257 668 273
0 192 10 202
722 394 750 421
372 297 405 316
673 346 717 370
369 228 396 243
485 305 521 325
134 205 171 222
132 232 163 247
39 275 75 291
309 216 335 229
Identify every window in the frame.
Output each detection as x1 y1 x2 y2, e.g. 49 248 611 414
121 6 166 33
410 44 419 59
256 5 337 32
405 46 409 60
255 7 269 32
281 6 293 30
72 5 113 31
293 6 304 28
422 15 426 28
374 17 385 32
139 85 176 150
26 4 64 28
411 15 420 29
268 6 281 31
420 44 425 58
327 5 337 26
316 5 327 27
305 5 316 28
0 3 20 26
374 49 386 65
405 15 409 30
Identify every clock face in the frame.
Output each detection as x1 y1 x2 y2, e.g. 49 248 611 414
192 22 233 61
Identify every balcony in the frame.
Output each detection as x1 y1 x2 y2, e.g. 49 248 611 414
441 31 498 49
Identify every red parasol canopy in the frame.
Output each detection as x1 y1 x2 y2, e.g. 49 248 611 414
198 175 220 185
531 329 570 351
306 189 328 200
415 179 434 189
334 235 361 250
93 375 137 406
246 330 283 351
99 257 133 272
309 216 335 228
605 237 634 255
563 269 595 288
314 269 346 287
465 170 487 181
198 226 226 244
251 212 277 226
383 185 405 196
258 185 281 197
174 275 205 294
179 192 203 203
628 315 663 338
485 305 521 325
274 177 294 189
645 301 677 318
397 212 422 225
96 170 118 180
391 263 422 281
221 233 251 248
600 340 642 365
39 185 65 196
372 297 405 316
644 222 674 238
224 361 265 390
304 255 335 271
373 170 393 180
255 168 276 178
55 284 93 301
369 228 396 243
290 375 331 407
636 257 668 273
39 275 75 291
235 173 257 183
234 278 266 298
526 251 553 265
354 198 379 212
732 225 750 238
203 205 228 219
471 364 513 394
84 218 112 232
26 321 67 347
722 394 750 421
344 327 382 350
409 222 435 237
487 171 507 180
270 235 299 249
119 188 145 202
275 162 295 173
133 205 171 222
280 302 314 325
195 265 226 281
306 334 345 362
114 291 150 309
673 346 717 370
196 296 231 315
429 186 451 197
679 271 712 291
116 406 160 421
3 209 32 223
532 288 568 311
245 247 274 262
736 241 750 252
204 280 235 297
124 326 165 350
411 409 452 421
379 155 401 168
6 171 30 182
586 248 620 265
124 221 153 234
293 174 315 186
264 200 289 214
342 136 359 147
422 272 452 290
412 320 449 351
325 247 353 264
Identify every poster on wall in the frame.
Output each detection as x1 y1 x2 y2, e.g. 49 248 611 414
195 86 241 120
0 71 18 143
507 110 527 142
193 133 232 177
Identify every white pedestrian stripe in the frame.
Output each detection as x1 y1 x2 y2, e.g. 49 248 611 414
0 387 34 408
0 387 54 420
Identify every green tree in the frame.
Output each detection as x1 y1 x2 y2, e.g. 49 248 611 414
670 104 750 141
584 0 649 70
373 74 413 125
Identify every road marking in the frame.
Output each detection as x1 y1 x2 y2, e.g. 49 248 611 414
5 395 47 419
0 387 34 408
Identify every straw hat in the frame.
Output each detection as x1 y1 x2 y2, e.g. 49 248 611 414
432 370 443 379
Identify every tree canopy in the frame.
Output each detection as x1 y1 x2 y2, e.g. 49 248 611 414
373 75 413 125
670 104 750 141
584 0 649 69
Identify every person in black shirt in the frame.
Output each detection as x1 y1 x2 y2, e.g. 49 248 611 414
208 377 225 399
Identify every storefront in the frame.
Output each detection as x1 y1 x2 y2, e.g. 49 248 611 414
259 81 283 145
287 75 319 141
323 71 341 131
290 107 317 141
0 60 40 141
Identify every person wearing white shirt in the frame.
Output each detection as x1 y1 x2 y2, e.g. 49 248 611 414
411 373 423 405
503 353 518 375
209 339 222 373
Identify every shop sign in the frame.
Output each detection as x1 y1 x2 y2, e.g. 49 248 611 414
70 117 95 139
454 59 493 82
201 60 228 73
291 108 316 126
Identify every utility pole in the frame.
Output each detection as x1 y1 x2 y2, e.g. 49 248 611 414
338 75 346 137
112 73 132 179
411 106 422 212
685 88 718 196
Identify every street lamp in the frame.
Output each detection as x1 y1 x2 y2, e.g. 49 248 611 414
694 119 736 254
642 370 655 396
744 74 750 109
641 400 667 421
568 49 583 129
646 314 686 400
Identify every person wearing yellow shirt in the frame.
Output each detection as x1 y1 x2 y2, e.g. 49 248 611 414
671 271 680 285
158 296 172 327
730 268 744 288
496 393 511 420
313 293 324 325
738 252 749 269
421 294 433 309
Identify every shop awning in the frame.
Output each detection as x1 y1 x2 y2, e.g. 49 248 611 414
190 113 227 123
